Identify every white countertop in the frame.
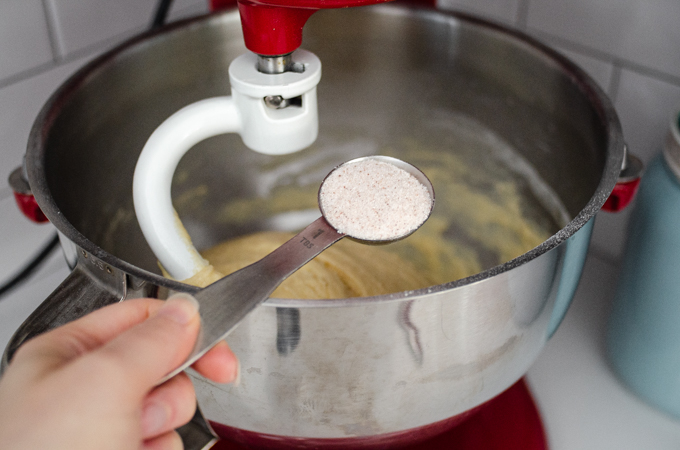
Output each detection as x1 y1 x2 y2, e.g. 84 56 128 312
527 254 680 449
2 216 680 449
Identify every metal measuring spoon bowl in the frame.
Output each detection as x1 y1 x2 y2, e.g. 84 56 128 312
319 155 435 243
159 156 434 383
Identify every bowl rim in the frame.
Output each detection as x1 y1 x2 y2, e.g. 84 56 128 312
26 4 624 308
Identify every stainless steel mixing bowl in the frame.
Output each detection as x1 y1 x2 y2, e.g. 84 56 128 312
3 4 623 449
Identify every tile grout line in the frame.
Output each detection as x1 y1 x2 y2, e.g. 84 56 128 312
0 4 210 93
529 30 680 88
0 6 211 202
616 59 680 88
0 59 61 92
608 61 623 105
40 0 63 63
531 29 619 63
515 0 530 30
0 12 181 92
0 23 149 92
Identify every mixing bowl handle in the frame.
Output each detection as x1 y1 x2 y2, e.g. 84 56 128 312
1 263 125 371
602 147 644 213
9 166 49 223
0 261 219 450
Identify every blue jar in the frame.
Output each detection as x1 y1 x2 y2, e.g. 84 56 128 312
607 112 680 418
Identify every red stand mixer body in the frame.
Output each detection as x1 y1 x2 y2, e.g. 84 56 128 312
213 0 394 55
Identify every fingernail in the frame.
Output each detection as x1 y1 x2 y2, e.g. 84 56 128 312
142 401 170 436
159 293 200 325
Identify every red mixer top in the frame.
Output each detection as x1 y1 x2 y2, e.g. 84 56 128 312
212 0 393 56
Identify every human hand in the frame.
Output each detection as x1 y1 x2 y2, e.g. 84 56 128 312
0 294 238 450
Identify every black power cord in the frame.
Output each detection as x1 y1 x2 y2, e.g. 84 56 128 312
150 0 175 30
0 233 60 299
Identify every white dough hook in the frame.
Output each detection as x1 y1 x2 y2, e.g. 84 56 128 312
133 50 321 281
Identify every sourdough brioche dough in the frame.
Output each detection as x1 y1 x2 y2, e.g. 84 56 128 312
178 166 555 299
178 157 556 299
183 231 437 298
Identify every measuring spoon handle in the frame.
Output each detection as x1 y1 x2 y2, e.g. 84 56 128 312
160 216 344 383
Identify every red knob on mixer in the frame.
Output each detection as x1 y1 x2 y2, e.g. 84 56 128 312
602 178 641 213
12 192 49 223
602 150 643 213
9 166 49 223
212 0 393 56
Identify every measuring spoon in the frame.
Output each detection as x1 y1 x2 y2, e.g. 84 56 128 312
160 156 434 382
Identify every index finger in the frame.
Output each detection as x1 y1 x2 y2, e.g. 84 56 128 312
75 295 202 397
12 298 165 377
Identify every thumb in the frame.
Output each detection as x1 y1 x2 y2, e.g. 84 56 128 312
82 294 201 397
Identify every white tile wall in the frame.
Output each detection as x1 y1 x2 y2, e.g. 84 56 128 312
436 0 521 24
0 1 54 83
0 54 94 186
550 43 615 93
0 196 60 284
0 0 208 190
616 69 680 164
526 0 680 79
44 0 155 58
43 0 206 59
169 0 210 21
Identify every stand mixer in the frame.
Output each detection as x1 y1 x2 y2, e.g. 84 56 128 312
2 2 638 450
133 0 393 282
